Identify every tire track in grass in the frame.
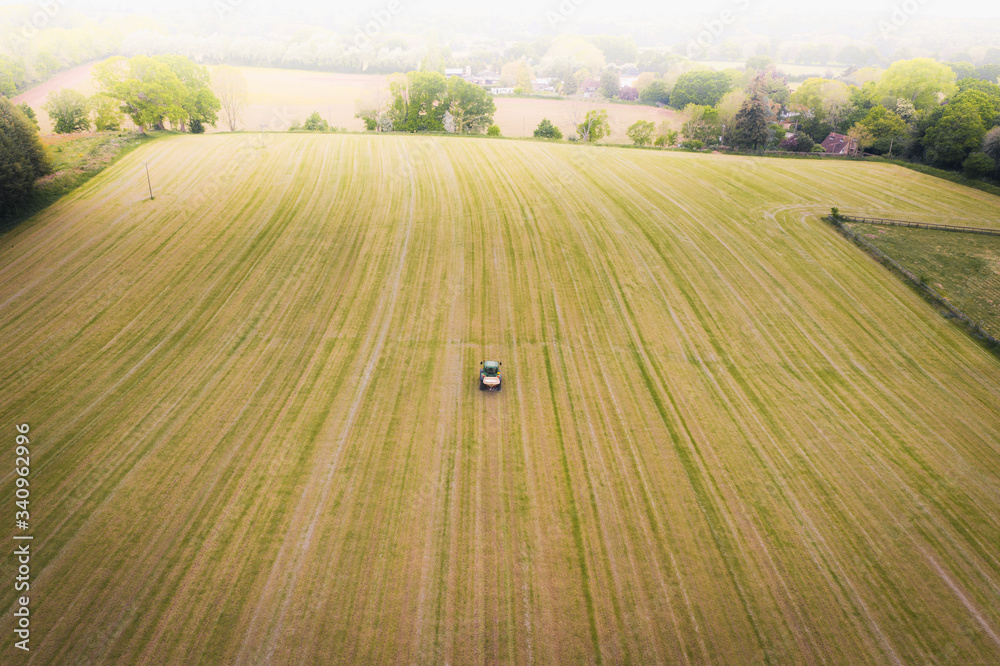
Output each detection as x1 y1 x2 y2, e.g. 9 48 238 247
534 156 709 663
600 154 976 660
39 136 370 664
598 174 900 660
543 145 772 662
632 169 1000 656
237 136 418 664
630 196 905 663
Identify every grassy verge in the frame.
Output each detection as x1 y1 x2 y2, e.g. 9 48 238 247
1 130 157 230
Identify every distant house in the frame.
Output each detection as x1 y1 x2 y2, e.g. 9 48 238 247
444 68 465 77
532 77 556 92
821 132 859 155
581 78 601 96
474 70 502 86
490 87 515 95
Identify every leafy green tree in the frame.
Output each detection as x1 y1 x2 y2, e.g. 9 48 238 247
626 120 655 146
746 55 773 72
0 54 26 97
43 89 91 134
93 56 187 130
877 58 957 112
730 95 770 150
670 71 733 109
856 105 910 156
654 129 678 147
963 152 994 179
977 64 1000 83
302 112 330 131
948 62 977 81
950 89 1000 128
681 104 721 144
533 118 563 139
639 80 670 106
90 94 123 131
747 68 791 107
791 78 855 127
923 100 986 168
0 97 50 214
388 71 449 132
444 76 496 134
487 124 501 136
577 109 609 142
847 124 874 155
600 67 620 98
637 50 677 75
17 103 38 129
159 55 220 131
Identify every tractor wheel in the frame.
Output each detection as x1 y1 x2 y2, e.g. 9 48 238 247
479 381 487 391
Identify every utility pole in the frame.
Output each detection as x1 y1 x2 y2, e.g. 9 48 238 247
143 161 153 200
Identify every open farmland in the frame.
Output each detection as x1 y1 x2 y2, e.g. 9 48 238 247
15 63 680 139
2 134 1000 663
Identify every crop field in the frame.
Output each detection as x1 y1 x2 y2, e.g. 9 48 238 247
2 134 1000 664
843 223 1000 339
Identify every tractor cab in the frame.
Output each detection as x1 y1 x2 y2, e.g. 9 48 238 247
480 360 502 391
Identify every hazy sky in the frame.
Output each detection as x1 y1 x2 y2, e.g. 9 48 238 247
5 0 1000 19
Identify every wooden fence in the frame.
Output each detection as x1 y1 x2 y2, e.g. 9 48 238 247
841 215 1000 237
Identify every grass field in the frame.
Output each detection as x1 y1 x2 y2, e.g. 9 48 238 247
844 223 1000 339
15 63 680 141
2 134 1000 664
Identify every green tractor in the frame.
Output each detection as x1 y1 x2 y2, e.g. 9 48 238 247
479 360 502 391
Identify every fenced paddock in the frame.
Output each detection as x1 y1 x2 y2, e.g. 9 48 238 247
840 214 1000 236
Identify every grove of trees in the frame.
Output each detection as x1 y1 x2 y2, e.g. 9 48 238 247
92 55 220 132
377 71 496 134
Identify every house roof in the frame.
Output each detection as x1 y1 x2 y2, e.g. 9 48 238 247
821 132 858 155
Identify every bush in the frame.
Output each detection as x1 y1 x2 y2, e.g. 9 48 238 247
190 119 205 134
681 139 705 150
487 124 501 136
963 151 995 179
533 118 563 139
627 120 655 146
43 89 90 134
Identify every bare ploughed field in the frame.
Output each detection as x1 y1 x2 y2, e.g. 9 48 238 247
2 134 1000 664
